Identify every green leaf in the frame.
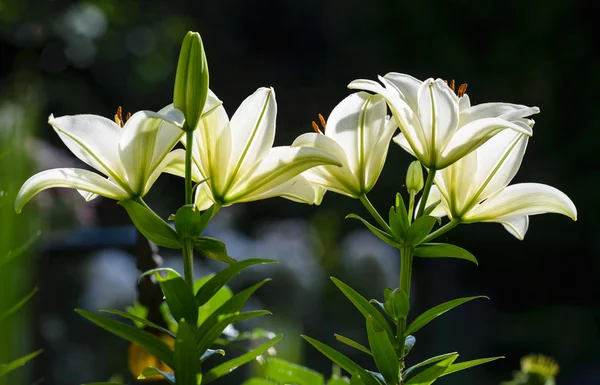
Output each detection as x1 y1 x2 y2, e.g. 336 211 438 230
125 302 148 328
346 214 401 248
404 352 458 379
406 216 437 246
0 349 43 376
366 318 400 385
261 357 325 385
0 287 37 324
241 379 276 385
301 335 380 385
138 367 175 384
0 230 40 269
334 334 371 356
404 354 458 385
405 296 487 336
140 268 198 326
330 277 395 343
233 310 272 323
174 204 205 239
414 243 478 265
441 356 504 377
120 200 181 249
83 383 126 385
423 200 441 217
327 375 351 385
76 309 174 368
101 309 175 338
195 236 236 265
196 313 239 354
174 31 210 131
202 334 283 384
195 258 276 307
200 349 225 363
194 275 233 326
390 193 409 241
175 321 201 385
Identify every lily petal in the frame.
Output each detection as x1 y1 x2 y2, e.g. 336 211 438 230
417 78 459 151
382 72 422 111
464 183 577 222
240 175 318 205
48 114 123 179
161 149 204 182
226 145 341 202
495 216 530 240
440 118 532 169
460 102 539 126
15 168 130 212
364 115 398 191
228 87 277 180
392 132 415 156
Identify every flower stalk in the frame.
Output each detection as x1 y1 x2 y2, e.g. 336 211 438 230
359 194 391 233
416 169 436 218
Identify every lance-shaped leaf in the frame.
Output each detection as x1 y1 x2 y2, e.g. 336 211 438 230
405 216 437 246
195 258 276 307
366 318 400 385
242 379 275 385
330 277 395 343
201 334 283 384
405 296 487 336
0 287 37 323
175 321 201 385
138 367 176 384
195 236 236 265
440 356 504 377
196 313 239 354
403 352 458 379
76 309 174 368
301 336 380 385
0 350 43 376
414 243 478 265
404 354 458 385
200 349 225 363
261 357 325 385
120 200 181 249
346 214 401 248
334 334 371 356
140 268 198 326
101 309 175 338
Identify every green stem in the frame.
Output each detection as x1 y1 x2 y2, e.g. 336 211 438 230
359 194 392 233
398 245 413 359
185 130 194 205
182 239 195 289
421 218 460 244
416 169 436 218
407 192 416 225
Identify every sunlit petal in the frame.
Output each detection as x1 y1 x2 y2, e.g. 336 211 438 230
495 216 529 240
417 78 459 151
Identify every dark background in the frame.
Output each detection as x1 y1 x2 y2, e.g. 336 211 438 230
0 0 598 384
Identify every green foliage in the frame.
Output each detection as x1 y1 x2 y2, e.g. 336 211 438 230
413 243 478 265
119 200 182 248
365 318 399 385
174 204 205 239
194 236 236 265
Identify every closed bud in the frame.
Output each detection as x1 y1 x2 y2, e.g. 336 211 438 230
383 288 410 321
173 31 209 132
406 161 424 194
174 204 205 239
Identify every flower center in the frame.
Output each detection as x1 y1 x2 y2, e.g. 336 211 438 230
311 113 327 134
520 354 559 378
443 79 468 97
114 106 131 127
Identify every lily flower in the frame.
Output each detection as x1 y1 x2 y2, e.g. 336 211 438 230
15 93 221 212
348 73 537 170
422 127 577 239
164 87 341 209
291 91 398 201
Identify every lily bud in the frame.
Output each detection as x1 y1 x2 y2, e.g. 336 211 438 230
406 160 424 194
174 31 209 132
383 288 410 321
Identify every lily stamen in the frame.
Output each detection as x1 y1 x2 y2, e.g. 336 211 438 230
311 121 322 134
114 107 132 128
312 113 327 134
457 83 468 97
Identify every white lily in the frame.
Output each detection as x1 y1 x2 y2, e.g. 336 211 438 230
164 87 342 209
291 91 398 201
348 73 537 170
15 93 222 212
423 127 577 239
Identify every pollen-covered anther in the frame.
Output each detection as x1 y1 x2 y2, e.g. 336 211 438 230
318 113 327 129
457 83 468 98
312 113 326 134
125 112 131 122
311 121 322 134
114 106 124 127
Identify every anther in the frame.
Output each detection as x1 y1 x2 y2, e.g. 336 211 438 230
125 112 131 122
318 113 327 129
312 121 322 134
457 83 468 97
114 106 123 127
449 79 456 92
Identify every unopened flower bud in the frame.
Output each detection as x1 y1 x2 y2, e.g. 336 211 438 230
406 161 424 194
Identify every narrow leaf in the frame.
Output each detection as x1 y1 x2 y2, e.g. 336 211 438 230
76 309 174 368
404 355 458 385
0 230 40 269
101 309 175 338
201 334 283 384
233 310 272 323
404 352 458 379
414 243 478 265
406 216 437 246
330 277 395 343
241 379 276 385
334 334 371 356
138 366 176 383
196 313 239 354
195 236 236 265
200 349 225 363
423 200 441 217
346 214 401 248
441 356 504 377
301 336 380 385
0 287 37 324
366 318 400 385
120 200 181 249
262 357 325 385
141 268 198 325
0 350 43 376
405 296 487 336
175 321 201 385
195 258 276 307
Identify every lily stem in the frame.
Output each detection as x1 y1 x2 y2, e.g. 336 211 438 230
416 169 436 218
421 218 460 244
183 128 195 288
398 245 413 358
182 239 195 289
407 191 416 225
359 194 391 233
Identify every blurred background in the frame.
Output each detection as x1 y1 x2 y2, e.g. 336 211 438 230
0 0 598 384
